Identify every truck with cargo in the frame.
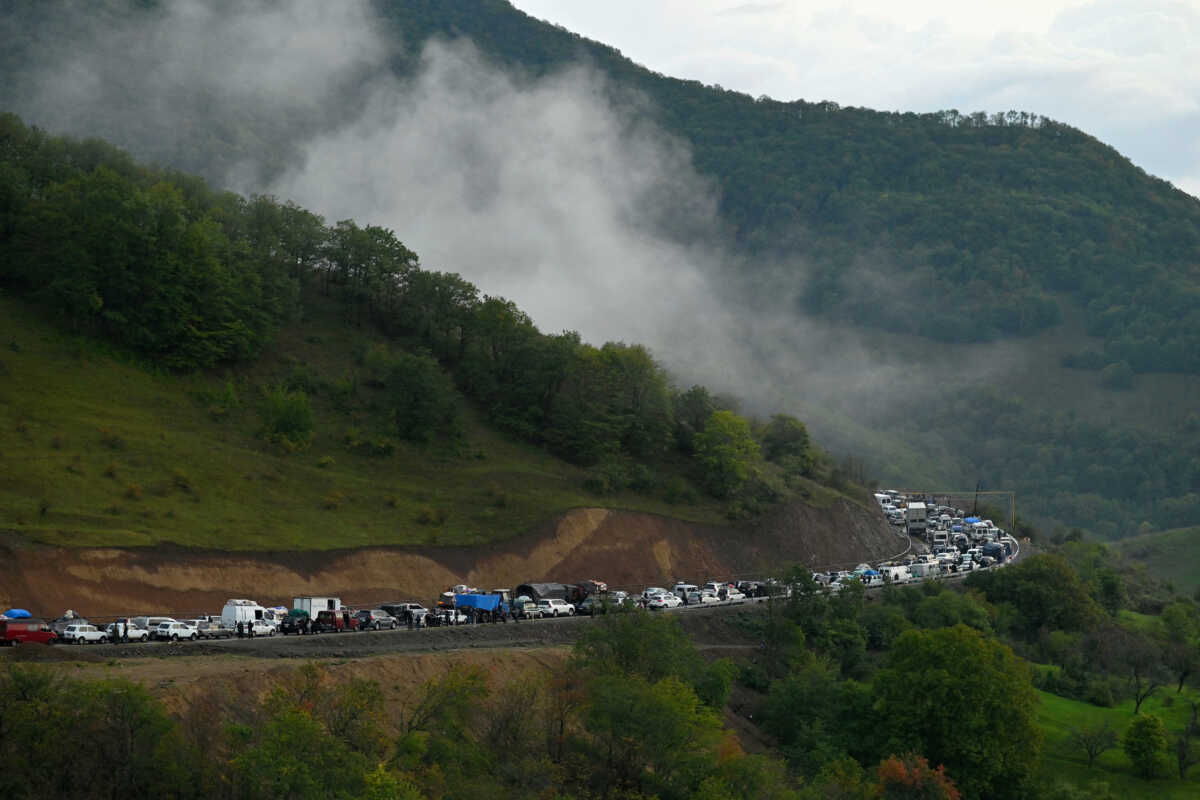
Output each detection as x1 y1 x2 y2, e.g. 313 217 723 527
905 502 928 536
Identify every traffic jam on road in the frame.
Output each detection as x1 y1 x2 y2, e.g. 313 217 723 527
1 490 1017 648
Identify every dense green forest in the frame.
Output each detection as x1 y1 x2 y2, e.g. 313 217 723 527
4 539 1200 799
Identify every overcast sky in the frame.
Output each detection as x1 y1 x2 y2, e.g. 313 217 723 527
511 0 1200 198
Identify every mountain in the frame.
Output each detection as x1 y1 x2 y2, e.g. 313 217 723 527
1 0 1197 537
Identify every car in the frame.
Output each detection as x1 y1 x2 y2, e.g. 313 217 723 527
673 583 699 601
62 623 108 644
154 621 198 641
356 609 398 630
0 619 58 646
426 608 468 626
380 603 429 625
724 588 746 603
104 620 150 642
312 610 358 633
642 587 670 600
685 590 720 605
246 619 275 636
189 619 235 639
536 598 575 618
647 592 682 609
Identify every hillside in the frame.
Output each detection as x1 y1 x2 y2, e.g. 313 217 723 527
0 291 736 550
1116 527 1200 597
2 0 1199 538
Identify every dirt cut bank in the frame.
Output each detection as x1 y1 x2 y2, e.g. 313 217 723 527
0 499 900 617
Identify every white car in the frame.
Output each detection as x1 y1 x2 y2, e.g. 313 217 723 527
642 587 670 600
724 588 746 603
62 623 108 644
243 620 275 636
155 621 198 641
536 599 575 618
647 592 682 609
685 590 720 605
105 622 150 642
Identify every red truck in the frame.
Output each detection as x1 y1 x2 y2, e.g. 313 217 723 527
0 619 58 646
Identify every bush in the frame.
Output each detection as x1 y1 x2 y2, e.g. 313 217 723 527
663 476 698 505
321 491 345 510
1123 714 1170 778
317 455 335 469
98 427 125 450
1099 360 1134 390
416 505 446 525
258 385 313 449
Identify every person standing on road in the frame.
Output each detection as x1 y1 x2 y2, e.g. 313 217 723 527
236 621 244 638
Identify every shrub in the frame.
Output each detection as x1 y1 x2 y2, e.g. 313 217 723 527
317 455 335 469
124 483 142 500
1099 360 1134 390
663 476 698 505
321 491 345 510
1123 714 1170 778
171 470 192 492
103 461 119 478
258 385 313 449
50 434 63 449
416 505 446 525
66 455 85 475
98 427 125 450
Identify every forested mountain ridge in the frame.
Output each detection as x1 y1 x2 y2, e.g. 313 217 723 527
4 0 1199 372
373 1 1200 372
2 0 1199 539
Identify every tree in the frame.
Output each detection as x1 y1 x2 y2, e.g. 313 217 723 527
673 385 716 454
965 553 1098 638
1175 699 1200 780
873 753 961 800
1067 720 1118 769
1122 714 1169 779
694 409 760 498
585 674 724 799
761 413 813 476
872 625 1042 800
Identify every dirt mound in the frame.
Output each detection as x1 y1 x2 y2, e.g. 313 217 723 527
0 499 899 617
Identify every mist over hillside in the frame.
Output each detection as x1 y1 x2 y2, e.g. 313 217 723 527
3 0 1198 537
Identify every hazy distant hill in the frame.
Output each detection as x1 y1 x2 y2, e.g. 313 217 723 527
2 0 1198 538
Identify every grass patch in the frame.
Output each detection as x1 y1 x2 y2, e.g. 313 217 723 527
0 294 737 551
1035 686 1200 798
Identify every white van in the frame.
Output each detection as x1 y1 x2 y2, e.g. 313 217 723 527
221 599 269 628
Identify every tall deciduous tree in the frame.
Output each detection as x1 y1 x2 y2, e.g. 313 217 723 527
694 409 760 498
873 625 1041 800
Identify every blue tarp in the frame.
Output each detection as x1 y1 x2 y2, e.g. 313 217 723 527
862 570 881 576
454 594 504 612
965 516 981 524
3 609 32 618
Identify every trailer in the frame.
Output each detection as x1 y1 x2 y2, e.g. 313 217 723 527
292 596 341 615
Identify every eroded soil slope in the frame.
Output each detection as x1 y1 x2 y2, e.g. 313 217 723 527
0 499 900 616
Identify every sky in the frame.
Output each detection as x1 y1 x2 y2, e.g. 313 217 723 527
511 0 1200 198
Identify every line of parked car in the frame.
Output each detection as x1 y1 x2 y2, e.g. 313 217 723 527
2 519 1018 648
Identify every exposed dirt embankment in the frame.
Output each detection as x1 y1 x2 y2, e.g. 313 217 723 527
0 499 898 617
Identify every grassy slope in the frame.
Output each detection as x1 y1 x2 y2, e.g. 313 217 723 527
1035 687 1200 797
0 294 729 550
1116 528 1200 595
